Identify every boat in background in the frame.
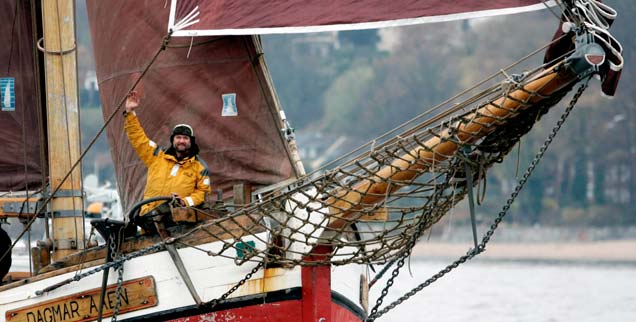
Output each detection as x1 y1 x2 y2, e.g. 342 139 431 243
0 1 623 321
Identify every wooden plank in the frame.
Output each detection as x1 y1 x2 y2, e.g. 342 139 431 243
5 276 157 322
233 183 258 230
0 197 41 218
233 183 252 207
0 214 267 289
356 208 389 222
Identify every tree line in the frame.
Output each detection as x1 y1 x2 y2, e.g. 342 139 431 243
262 0 635 227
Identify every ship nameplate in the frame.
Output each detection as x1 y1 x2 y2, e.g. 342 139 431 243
6 276 157 322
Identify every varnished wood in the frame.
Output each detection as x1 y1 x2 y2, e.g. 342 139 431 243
0 214 266 292
356 208 389 222
0 258 106 293
42 0 84 260
233 183 252 207
327 65 577 229
0 197 41 218
233 183 261 230
5 276 157 322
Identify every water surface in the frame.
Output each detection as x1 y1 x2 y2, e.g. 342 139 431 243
369 259 636 322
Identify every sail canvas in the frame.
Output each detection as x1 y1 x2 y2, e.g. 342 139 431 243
86 1 297 210
169 0 555 35
0 0 45 192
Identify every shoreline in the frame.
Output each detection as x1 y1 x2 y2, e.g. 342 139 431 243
411 239 636 263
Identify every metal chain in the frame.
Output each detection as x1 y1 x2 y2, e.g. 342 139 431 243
111 229 125 322
35 242 164 295
204 261 265 309
367 197 441 318
369 257 398 288
110 262 125 321
367 79 590 321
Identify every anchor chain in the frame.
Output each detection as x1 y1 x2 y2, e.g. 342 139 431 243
204 261 265 309
367 196 440 318
366 79 590 321
110 229 126 322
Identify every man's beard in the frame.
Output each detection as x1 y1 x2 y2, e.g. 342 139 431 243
175 144 190 154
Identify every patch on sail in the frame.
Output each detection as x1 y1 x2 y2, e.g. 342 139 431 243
221 93 238 116
0 77 15 111
5 276 157 322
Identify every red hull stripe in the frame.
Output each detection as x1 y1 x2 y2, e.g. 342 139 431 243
117 288 365 321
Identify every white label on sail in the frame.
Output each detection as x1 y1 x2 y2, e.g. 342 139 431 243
221 93 238 116
1 77 15 111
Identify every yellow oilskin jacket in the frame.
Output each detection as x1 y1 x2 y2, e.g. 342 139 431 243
125 112 211 215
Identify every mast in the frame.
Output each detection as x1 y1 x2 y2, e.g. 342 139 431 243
41 0 84 260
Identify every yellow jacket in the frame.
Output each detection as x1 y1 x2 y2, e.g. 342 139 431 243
125 112 211 215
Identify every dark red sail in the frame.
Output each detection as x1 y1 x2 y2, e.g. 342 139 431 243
86 1 296 210
170 0 552 35
0 0 45 192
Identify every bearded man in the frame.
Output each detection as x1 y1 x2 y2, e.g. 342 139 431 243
123 91 211 217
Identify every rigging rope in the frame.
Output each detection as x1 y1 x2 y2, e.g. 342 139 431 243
366 76 591 322
0 32 173 267
305 32 570 178
146 55 585 269
9 3 616 314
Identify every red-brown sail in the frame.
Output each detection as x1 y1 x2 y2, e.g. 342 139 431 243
86 1 296 210
170 0 553 35
0 0 45 192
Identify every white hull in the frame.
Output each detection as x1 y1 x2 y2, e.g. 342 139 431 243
1 232 366 321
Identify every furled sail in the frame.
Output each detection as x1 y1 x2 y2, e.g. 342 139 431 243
168 0 555 36
86 1 297 210
0 0 46 192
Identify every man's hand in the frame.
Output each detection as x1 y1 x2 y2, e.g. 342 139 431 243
125 91 140 113
171 193 186 207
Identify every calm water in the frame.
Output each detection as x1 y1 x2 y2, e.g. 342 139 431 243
369 259 636 322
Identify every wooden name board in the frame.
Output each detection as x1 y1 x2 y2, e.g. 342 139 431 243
6 276 158 322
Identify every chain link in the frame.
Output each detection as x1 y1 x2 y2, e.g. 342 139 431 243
367 199 440 317
204 261 265 309
110 228 125 322
366 79 590 321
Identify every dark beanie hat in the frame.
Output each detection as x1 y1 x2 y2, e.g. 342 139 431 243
169 123 199 156
172 124 194 137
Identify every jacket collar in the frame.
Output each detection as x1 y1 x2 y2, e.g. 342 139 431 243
163 151 195 164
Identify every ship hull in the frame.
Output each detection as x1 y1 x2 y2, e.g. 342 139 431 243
134 288 363 322
1 234 366 322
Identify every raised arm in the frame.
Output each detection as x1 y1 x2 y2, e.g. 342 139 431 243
124 91 158 167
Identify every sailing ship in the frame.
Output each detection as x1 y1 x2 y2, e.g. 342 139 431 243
0 0 624 321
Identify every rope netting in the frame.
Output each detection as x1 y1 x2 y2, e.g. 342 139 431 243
172 60 579 267
172 0 626 267
3 0 618 273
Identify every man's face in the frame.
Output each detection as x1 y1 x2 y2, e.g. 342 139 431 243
173 134 191 153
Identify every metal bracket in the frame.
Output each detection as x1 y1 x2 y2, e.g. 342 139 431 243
460 147 480 254
52 210 85 218
565 31 606 79
47 188 84 198
55 238 78 250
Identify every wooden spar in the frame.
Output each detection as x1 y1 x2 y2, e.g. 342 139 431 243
0 197 41 218
42 0 84 259
326 63 577 229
